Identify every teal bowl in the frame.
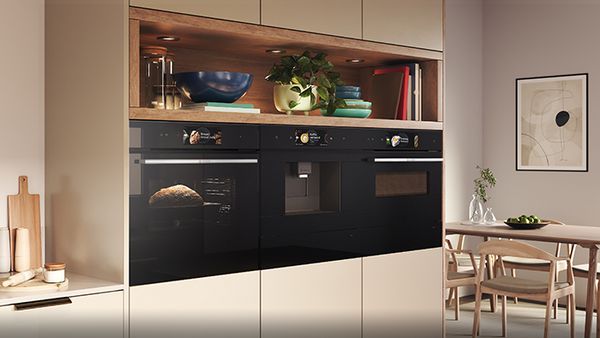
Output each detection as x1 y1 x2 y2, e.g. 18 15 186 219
320 108 371 118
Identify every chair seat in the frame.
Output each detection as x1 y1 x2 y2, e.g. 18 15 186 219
448 270 475 281
482 275 571 294
502 256 568 270
573 263 600 275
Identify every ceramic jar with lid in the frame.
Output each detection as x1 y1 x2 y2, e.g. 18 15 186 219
43 262 66 283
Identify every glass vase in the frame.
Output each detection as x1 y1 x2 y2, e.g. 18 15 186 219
484 207 497 224
468 194 484 224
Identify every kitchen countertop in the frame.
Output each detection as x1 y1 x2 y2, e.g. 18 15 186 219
0 272 124 307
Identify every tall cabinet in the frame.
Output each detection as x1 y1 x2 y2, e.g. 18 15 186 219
42 1 445 337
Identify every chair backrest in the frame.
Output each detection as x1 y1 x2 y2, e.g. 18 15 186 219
478 239 557 261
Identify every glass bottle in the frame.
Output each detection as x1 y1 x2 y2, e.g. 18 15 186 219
484 207 497 224
468 194 484 224
140 46 168 109
163 52 181 110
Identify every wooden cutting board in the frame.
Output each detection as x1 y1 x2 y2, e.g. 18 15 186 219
7 176 42 271
0 277 68 293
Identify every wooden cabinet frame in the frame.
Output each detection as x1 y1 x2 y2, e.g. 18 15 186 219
128 7 443 130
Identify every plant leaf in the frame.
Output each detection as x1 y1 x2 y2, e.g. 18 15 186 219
316 86 329 101
300 87 313 97
290 86 302 93
288 100 299 109
291 76 301 84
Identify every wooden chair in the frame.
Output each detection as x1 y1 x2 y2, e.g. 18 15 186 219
445 239 478 320
573 263 600 336
446 235 482 304
495 219 576 321
473 240 575 338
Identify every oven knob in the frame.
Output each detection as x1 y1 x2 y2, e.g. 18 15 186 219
391 135 401 148
300 132 310 144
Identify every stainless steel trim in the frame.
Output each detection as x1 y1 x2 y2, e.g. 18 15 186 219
143 159 259 165
374 158 443 163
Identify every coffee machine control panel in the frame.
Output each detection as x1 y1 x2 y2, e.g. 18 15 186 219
295 129 329 146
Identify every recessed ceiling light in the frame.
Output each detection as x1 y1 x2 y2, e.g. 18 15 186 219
157 36 180 42
346 58 365 64
266 49 286 54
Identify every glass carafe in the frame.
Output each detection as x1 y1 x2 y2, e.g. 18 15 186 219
484 207 496 224
468 194 483 224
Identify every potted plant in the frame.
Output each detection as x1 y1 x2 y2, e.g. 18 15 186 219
265 50 346 115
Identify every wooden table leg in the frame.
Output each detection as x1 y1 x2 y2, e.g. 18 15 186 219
584 245 598 338
484 236 496 312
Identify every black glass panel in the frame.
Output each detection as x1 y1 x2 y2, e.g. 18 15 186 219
130 153 259 286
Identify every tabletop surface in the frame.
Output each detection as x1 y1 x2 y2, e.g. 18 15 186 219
446 222 600 247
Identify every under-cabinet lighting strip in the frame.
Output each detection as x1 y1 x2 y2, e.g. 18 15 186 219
374 158 443 163
143 159 258 165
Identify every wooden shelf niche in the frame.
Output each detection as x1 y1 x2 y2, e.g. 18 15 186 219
129 7 443 128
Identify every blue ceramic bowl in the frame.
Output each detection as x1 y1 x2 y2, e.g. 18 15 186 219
173 71 253 103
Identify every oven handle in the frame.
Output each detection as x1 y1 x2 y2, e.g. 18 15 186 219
373 158 443 163
142 159 259 165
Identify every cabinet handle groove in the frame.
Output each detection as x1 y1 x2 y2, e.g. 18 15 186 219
14 297 72 311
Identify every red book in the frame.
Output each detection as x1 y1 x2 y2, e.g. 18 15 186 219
373 66 410 120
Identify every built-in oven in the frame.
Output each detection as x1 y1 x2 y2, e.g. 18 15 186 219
259 125 442 269
129 121 259 286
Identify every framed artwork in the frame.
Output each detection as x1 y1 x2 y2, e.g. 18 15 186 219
516 73 588 171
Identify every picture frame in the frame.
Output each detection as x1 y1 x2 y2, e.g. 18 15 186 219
516 73 588 171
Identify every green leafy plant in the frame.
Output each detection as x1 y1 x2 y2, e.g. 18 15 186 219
474 165 496 203
265 50 346 114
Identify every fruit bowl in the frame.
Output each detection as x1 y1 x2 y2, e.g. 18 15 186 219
504 221 550 230
173 71 253 103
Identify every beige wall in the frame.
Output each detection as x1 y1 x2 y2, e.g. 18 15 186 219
483 0 600 306
444 0 484 222
0 1 45 232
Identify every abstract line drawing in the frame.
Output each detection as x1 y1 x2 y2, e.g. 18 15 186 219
516 74 588 171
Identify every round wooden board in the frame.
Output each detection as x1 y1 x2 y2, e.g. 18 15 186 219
0 277 69 292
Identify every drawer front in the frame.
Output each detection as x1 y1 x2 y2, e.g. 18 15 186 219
0 291 124 338
130 271 260 338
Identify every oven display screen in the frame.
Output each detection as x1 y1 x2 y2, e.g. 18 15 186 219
184 127 222 145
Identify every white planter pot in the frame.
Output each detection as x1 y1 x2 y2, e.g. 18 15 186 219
273 84 317 114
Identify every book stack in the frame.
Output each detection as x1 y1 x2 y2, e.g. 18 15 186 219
370 64 422 121
181 102 260 114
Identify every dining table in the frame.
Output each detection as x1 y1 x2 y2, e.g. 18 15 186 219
446 221 600 338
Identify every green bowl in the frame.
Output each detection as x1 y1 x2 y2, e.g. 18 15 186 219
343 99 372 109
320 108 371 118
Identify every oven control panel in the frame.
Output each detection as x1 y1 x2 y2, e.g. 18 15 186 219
183 127 222 145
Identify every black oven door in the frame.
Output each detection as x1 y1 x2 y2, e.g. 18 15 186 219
260 150 371 269
129 152 259 286
360 154 443 256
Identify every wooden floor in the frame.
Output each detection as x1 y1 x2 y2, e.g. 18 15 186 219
446 298 589 338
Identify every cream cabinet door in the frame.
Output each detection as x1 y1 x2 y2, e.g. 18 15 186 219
363 0 443 51
130 271 260 338
363 248 443 338
261 259 362 338
130 0 260 24
0 291 124 338
261 0 362 39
